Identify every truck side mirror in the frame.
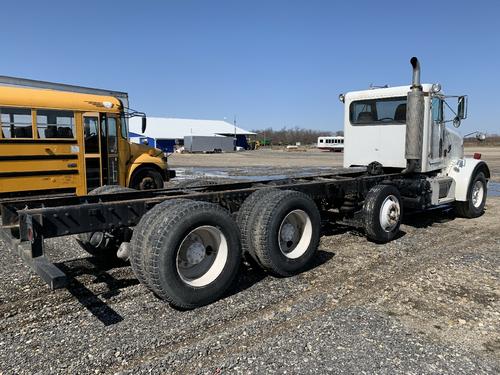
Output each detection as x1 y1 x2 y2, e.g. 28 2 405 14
457 96 467 119
142 117 147 133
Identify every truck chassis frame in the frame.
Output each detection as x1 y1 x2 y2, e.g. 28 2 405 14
0 167 423 291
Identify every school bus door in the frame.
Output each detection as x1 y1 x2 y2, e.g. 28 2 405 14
83 113 120 192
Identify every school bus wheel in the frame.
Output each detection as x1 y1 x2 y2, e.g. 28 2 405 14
76 185 134 261
129 167 164 190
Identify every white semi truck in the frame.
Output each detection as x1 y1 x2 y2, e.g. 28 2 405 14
0 57 490 309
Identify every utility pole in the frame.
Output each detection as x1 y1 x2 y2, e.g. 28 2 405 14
233 115 237 151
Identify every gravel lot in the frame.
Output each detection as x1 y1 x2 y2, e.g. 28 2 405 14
1 149 499 374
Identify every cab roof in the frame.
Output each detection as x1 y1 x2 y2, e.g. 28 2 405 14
345 84 434 101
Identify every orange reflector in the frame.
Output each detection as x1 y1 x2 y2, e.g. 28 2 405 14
473 153 481 159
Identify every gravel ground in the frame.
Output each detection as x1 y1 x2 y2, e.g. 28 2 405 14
0 192 499 374
1 148 499 373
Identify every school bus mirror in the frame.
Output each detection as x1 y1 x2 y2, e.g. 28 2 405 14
142 117 147 133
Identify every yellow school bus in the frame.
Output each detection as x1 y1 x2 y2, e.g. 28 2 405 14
0 76 174 197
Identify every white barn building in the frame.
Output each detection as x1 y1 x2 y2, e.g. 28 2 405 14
129 117 255 152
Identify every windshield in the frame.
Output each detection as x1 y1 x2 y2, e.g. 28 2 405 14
350 96 407 125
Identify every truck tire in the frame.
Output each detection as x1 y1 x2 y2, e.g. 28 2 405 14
130 167 164 190
250 190 321 276
236 188 277 268
454 172 487 218
363 184 402 243
129 199 188 289
76 185 135 260
145 200 242 309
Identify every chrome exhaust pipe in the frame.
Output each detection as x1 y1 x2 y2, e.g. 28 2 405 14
403 57 425 174
410 56 421 88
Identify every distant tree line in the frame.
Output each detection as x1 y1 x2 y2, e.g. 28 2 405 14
251 128 499 147
464 133 500 146
251 127 343 145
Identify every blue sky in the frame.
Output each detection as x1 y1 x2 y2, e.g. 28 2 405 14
1 0 499 134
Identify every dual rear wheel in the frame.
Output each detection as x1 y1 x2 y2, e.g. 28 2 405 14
129 189 322 308
237 189 321 276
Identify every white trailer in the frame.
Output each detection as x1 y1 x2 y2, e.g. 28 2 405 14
184 135 234 153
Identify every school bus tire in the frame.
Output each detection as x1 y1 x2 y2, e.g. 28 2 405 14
130 167 164 190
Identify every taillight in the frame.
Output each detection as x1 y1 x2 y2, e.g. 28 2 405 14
473 153 481 160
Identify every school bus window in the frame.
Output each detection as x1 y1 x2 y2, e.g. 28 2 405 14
84 117 99 153
36 110 75 138
0 107 32 138
108 117 118 153
120 117 128 139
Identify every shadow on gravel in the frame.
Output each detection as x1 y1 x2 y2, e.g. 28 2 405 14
403 206 456 228
227 250 335 298
56 258 138 326
302 249 335 272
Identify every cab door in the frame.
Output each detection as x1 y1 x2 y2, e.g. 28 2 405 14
430 96 445 161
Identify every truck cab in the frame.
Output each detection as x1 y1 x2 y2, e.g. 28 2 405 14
343 84 463 173
340 58 490 214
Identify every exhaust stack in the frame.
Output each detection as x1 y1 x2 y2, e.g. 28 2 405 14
403 57 425 174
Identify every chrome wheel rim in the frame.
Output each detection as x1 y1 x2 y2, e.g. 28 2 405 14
472 180 484 208
379 195 401 232
176 226 228 287
278 209 312 259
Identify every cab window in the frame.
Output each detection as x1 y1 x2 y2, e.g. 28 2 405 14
350 97 407 125
431 97 443 123
0 107 32 138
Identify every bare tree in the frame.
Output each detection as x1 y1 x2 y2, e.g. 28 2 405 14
251 127 340 145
